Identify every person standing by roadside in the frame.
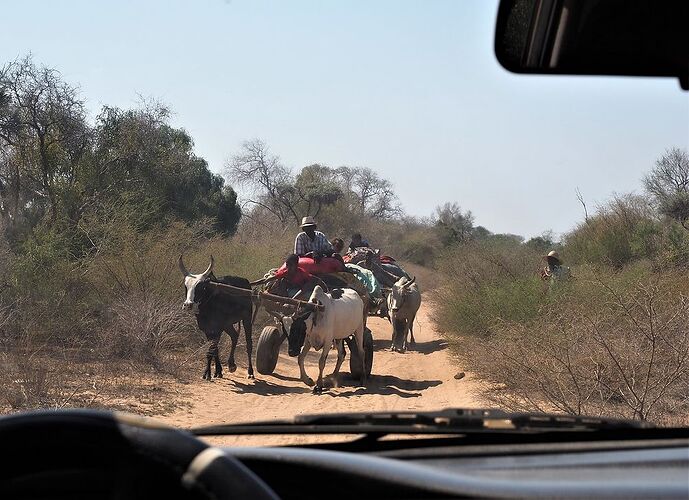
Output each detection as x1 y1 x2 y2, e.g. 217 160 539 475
541 250 571 283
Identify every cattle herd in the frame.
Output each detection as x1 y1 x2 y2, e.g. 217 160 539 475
178 254 422 394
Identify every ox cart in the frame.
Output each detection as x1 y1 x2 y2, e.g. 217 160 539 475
250 251 412 377
207 274 374 380
252 271 374 379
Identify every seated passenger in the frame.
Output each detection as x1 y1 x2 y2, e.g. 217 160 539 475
294 216 333 260
269 254 316 299
330 237 347 265
332 238 345 255
348 233 370 252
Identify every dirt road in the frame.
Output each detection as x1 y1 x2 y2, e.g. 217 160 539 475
159 299 486 445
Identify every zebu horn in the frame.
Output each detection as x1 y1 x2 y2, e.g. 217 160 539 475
178 254 190 277
201 255 214 277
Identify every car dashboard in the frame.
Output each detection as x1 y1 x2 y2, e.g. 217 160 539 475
226 438 689 499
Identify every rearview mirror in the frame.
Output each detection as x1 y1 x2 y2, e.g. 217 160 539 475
495 0 688 90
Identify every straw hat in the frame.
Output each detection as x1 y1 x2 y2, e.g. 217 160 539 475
546 250 561 261
300 216 317 228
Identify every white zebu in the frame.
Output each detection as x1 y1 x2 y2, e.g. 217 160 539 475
287 286 366 394
388 276 421 352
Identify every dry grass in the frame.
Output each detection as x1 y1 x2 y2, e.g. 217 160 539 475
443 268 689 425
104 295 198 369
0 340 201 416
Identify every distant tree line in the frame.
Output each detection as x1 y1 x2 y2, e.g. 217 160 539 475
1 55 502 267
5 55 684 270
226 140 536 253
227 138 402 230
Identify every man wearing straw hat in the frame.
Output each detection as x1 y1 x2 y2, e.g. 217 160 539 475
541 250 571 282
294 216 334 259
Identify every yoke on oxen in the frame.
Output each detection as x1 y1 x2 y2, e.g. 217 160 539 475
250 258 376 378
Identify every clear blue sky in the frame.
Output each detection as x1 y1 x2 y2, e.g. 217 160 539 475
2 0 687 238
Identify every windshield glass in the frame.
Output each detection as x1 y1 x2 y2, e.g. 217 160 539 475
1 0 687 443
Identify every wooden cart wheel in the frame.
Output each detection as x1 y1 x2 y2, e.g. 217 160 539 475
256 326 283 375
348 327 373 380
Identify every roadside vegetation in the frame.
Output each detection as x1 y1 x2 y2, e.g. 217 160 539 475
1 56 686 425
434 149 689 425
0 57 272 412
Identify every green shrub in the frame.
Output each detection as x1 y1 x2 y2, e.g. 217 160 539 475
394 229 439 266
7 224 98 343
434 239 547 337
433 231 688 423
564 194 664 268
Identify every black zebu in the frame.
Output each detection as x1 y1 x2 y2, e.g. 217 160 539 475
179 255 254 380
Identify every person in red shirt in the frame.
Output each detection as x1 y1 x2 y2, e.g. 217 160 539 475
268 254 317 299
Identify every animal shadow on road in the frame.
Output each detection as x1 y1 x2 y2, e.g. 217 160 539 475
410 339 448 355
326 374 442 398
229 378 311 396
372 339 448 355
372 339 390 351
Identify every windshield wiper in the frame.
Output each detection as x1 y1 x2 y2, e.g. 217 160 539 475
190 408 655 437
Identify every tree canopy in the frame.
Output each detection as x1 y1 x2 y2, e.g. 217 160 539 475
0 56 241 249
643 147 689 229
227 139 401 230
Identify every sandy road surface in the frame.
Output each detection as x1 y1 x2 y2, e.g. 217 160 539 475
159 299 486 445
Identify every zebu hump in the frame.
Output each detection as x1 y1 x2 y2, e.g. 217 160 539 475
217 275 251 289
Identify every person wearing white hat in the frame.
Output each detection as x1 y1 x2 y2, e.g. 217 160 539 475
541 250 571 282
294 216 334 258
